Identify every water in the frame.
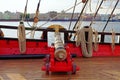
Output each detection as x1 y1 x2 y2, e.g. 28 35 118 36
0 21 120 45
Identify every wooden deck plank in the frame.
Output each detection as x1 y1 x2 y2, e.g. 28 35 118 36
0 76 4 80
100 70 120 80
6 73 26 80
0 57 120 80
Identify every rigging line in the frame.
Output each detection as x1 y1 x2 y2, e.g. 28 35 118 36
26 1 82 35
72 0 89 31
102 0 119 32
68 0 77 30
95 0 100 11
89 0 104 27
32 0 41 26
26 0 41 28
77 3 88 29
104 0 114 15
30 0 41 38
26 17 32 27
38 1 82 28
89 0 92 12
73 4 88 40
35 0 41 18
74 2 88 30
92 0 114 33
22 0 28 21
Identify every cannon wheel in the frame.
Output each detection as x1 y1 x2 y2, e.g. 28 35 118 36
72 64 76 74
46 63 49 74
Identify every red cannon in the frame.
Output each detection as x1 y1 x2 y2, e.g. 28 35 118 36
42 30 79 74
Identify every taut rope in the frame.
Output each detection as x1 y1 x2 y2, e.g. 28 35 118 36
30 0 41 38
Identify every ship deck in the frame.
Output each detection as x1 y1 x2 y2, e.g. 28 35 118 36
0 57 120 80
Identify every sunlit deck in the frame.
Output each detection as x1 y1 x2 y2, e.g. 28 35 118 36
0 57 120 80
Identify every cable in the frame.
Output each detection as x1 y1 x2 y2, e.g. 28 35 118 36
102 0 119 32
68 0 77 30
26 1 82 35
72 0 89 30
89 0 104 27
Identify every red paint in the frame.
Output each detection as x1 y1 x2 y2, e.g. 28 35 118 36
42 46 80 73
0 39 120 57
0 39 49 55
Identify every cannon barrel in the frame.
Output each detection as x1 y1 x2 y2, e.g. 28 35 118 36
54 32 67 61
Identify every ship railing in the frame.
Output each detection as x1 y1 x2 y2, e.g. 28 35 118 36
0 25 120 44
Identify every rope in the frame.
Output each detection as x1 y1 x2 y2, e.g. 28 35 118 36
74 3 88 30
73 0 89 30
39 1 82 28
102 0 119 32
76 26 93 57
26 1 82 36
89 0 92 12
17 0 27 54
89 0 104 27
72 2 88 40
71 0 89 40
95 0 100 12
75 29 81 47
30 23 37 38
104 0 114 15
93 29 99 51
0 28 4 37
30 0 41 38
17 21 26 54
68 0 77 30
22 0 28 21
91 0 114 32
111 29 115 52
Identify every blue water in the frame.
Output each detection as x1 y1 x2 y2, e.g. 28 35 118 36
0 21 120 45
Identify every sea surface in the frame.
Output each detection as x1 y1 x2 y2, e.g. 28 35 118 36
0 21 120 45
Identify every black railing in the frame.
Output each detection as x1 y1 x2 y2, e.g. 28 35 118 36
0 25 120 43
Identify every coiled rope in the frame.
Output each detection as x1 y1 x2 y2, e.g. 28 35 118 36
17 21 26 54
93 29 99 51
17 0 27 54
76 26 93 57
111 29 115 52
